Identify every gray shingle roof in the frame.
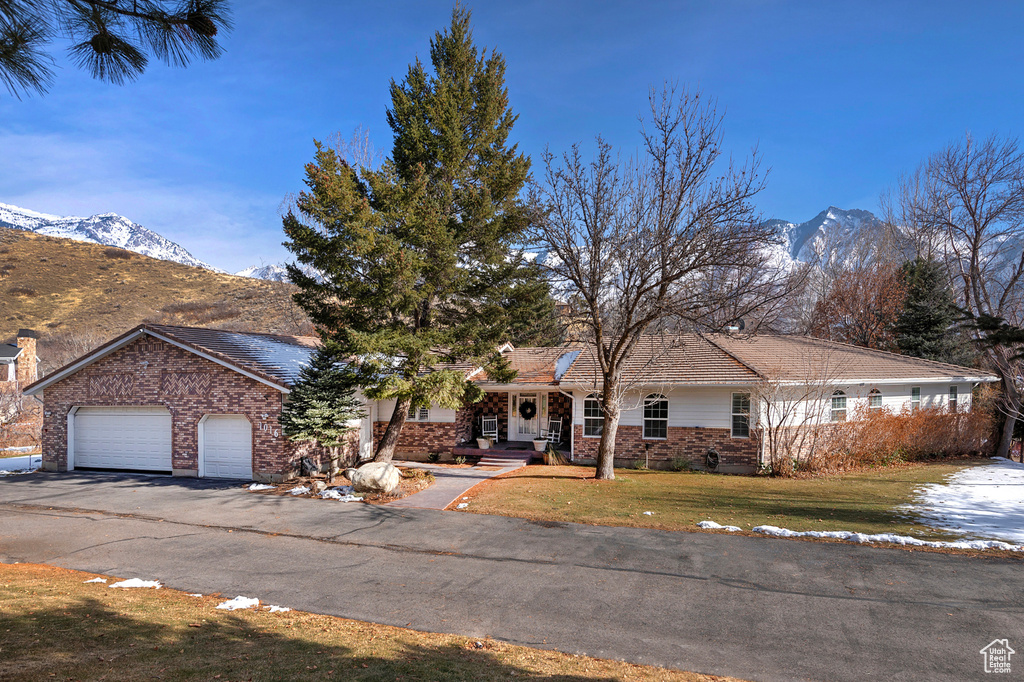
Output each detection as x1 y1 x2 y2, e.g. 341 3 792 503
143 324 318 387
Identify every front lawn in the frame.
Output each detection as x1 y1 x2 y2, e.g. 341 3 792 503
460 462 983 540
0 563 737 681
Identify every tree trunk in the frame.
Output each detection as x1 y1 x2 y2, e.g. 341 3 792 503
992 358 1020 460
595 379 620 480
375 396 412 463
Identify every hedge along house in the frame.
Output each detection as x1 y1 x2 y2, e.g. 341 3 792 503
23 324 363 482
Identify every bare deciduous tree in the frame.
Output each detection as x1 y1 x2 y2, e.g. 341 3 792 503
891 134 1024 458
809 262 907 350
529 85 792 480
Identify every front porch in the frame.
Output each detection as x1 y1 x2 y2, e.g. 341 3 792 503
451 438 571 463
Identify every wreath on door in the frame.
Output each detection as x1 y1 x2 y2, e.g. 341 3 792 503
518 400 537 420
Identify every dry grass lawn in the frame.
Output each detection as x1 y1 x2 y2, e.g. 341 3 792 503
0 563 740 681
459 461 986 541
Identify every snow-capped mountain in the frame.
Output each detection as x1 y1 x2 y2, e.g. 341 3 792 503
0 202 221 271
235 263 290 282
769 206 885 266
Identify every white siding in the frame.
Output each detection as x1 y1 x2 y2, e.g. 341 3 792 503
570 387 738 431
375 399 457 423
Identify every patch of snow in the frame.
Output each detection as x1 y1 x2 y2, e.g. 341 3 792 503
0 446 36 452
289 485 310 495
187 593 203 597
216 596 260 611
109 578 162 589
751 525 1022 552
643 511 653 516
320 486 361 502
248 483 275 491
462 497 469 501
554 350 582 381
698 520 742 532
905 457 1024 544
456 503 469 509
222 332 314 385
265 605 291 613
0 454 41 475
83 577 107 583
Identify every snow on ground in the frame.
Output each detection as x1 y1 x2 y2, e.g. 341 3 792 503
216 596 260 610
698 520 741 532
248 483 274 491
320 486 361 502
265 605 291 613
456 502 469 509
0 446 36 453
0 454 41 475
109 578 162 589
906 457 1024 544
751 525 1022 551
83 577 107 583
289 485 310 495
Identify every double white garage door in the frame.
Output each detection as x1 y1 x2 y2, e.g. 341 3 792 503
73 407 252 479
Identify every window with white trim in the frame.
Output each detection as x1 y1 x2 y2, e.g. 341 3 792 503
2 362 12 382
407 405 429 421
949 385 958 412
911 386 921 412
731 392 750 438
868 388 882 413
583 395 603 437
643 393 668 439
831 391 847 422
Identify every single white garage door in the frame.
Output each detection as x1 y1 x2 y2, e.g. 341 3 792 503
202 415 252 480
73 407 172 472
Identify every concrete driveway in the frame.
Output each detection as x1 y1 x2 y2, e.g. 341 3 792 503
0 471 1021 682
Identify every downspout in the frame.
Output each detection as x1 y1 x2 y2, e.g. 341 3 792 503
558 388 575 462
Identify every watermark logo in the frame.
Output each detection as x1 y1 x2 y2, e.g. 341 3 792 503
981 639 1015 674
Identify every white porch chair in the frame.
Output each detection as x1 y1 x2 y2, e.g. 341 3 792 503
480 415 499 442
541 418 562 444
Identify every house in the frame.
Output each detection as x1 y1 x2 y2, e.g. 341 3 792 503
0 329 42 446
23 324 347 481
25 324 999 480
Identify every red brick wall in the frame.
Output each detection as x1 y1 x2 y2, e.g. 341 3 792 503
469 392 509 441
572 424 759 470
373 419 465 455
38 333 308 480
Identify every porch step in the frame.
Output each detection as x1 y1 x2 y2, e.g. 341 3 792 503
476 450 534 468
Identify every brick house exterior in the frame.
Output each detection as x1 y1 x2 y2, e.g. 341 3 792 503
25 325 348 482
26 324 998 478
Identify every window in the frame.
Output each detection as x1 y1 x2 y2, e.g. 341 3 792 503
643 393 668 439
407 405 429 421
2 362 12 382
731 392 750 438
831 391 847 422
949 385 958 412
911 387 921 412
583 395 603 437
868 389 882 414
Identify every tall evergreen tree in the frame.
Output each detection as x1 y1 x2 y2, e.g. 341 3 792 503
279 344 364 474
895 257 975 366
283 7 541 462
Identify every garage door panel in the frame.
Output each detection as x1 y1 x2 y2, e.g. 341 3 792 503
203 415 252 480
74 407 172 471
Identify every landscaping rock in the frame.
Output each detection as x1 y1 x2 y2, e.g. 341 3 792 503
311 480 327 494
344 462 401 494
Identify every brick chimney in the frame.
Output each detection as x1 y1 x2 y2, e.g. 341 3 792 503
15 329 38 385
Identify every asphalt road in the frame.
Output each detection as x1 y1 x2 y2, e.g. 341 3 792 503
0 471 1020 681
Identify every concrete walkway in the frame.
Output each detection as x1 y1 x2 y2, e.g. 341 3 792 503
388 461 519 509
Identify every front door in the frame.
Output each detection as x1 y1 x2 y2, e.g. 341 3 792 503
513 393 542 441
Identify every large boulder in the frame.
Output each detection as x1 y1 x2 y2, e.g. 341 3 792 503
345 462 401 494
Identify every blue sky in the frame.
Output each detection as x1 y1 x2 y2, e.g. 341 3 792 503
1 1 1022 273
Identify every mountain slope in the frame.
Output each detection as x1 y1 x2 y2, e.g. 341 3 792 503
235 263 289 281
772 206 885 265
0 227 310 370
0 202 220 271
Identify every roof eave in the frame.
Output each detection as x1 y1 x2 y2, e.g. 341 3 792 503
24 325 291 396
